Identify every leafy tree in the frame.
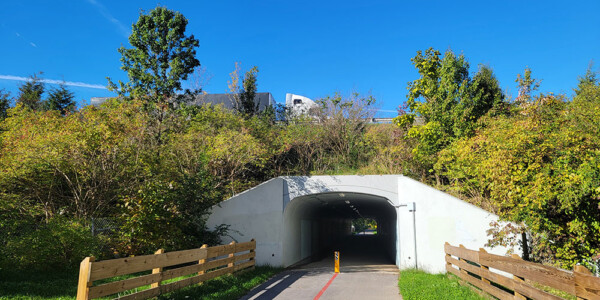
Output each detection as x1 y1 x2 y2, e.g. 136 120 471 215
226 65 261 117
227 62 242 110
394 48 471 156
394 48 507 178
515 67 540 104
0 89 11 120
119 162 225 253
178 104 274 194
311 92 376 171
0 99 230 267
45 83 75 115
107 6 200 104
16 73 44 110
436 84 600 268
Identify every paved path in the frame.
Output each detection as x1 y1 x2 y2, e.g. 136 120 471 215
240 236 402 300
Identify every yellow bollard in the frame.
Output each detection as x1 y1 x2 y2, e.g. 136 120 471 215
334 251 340 273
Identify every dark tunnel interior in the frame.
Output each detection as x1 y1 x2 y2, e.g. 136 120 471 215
283 192 397 268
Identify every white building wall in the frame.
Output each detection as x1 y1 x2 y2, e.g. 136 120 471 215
285 93 317 117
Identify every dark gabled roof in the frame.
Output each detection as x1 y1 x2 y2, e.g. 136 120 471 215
192 92 273 111
89 93 275 111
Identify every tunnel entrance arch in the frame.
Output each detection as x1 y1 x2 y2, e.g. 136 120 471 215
206 175 513 273
282 192 398 268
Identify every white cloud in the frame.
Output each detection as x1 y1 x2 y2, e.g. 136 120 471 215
86 0 130 38
0 75 107 90
29 42 37 48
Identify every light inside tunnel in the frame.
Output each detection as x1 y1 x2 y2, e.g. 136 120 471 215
282 192 398 268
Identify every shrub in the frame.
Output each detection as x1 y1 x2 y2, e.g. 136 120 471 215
0 217 101 270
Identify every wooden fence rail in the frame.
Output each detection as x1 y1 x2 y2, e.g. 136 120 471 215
444 242 600 300
76 239 256 300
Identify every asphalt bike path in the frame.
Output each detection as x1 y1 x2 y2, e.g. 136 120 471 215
240 235 402 300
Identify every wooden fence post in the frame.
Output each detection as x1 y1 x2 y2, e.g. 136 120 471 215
151 249 164 289
479 248 490 286
458 244 467 276
511 253 527 299
228 241 236 268
76 256 95 300
574 265 594 300
445 242 452 271
198 244 208 277
249 239 256 271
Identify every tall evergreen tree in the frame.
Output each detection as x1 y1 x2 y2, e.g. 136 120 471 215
574 63 598 96
16 73 45 110
238 66 259 117
454 65 506 136
0 89 11 120
46 83 75 115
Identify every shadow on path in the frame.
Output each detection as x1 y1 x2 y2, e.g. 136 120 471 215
240 235 401 299
239 271 307 300
297 234 398 273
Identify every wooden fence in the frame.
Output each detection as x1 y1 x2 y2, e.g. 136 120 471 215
445 242 600 300
76 239 256 300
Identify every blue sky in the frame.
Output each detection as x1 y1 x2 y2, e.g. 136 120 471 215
0 0 598 117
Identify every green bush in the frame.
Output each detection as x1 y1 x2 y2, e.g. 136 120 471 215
1 217 101 271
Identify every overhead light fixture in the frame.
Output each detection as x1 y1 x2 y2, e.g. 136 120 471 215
339 193 345 197
345 200 350 204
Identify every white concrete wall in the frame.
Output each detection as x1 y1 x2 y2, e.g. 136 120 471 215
283 175 400 206
206 175 513 273
206 178 285 266
397 176 514 273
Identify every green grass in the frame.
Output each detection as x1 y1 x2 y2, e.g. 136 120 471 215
0 266 281 300
0 267 78 300
156 267 281 300
398 269 488 300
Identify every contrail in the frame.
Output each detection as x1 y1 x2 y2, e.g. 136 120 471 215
86 0 130 38
0 75 107 90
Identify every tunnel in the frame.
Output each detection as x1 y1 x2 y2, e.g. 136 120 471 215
207 175 510 272
282 192 398 269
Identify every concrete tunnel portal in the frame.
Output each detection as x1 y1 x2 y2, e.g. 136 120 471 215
206 175 515 273
283 192 398 267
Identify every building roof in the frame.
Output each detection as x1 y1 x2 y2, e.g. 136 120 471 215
89 92 275 111
191 92 274 111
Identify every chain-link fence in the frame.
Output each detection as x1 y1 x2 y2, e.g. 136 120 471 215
90 217 120 236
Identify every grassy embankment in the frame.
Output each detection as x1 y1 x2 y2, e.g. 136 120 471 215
398 269 487 300
0 266 281 300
